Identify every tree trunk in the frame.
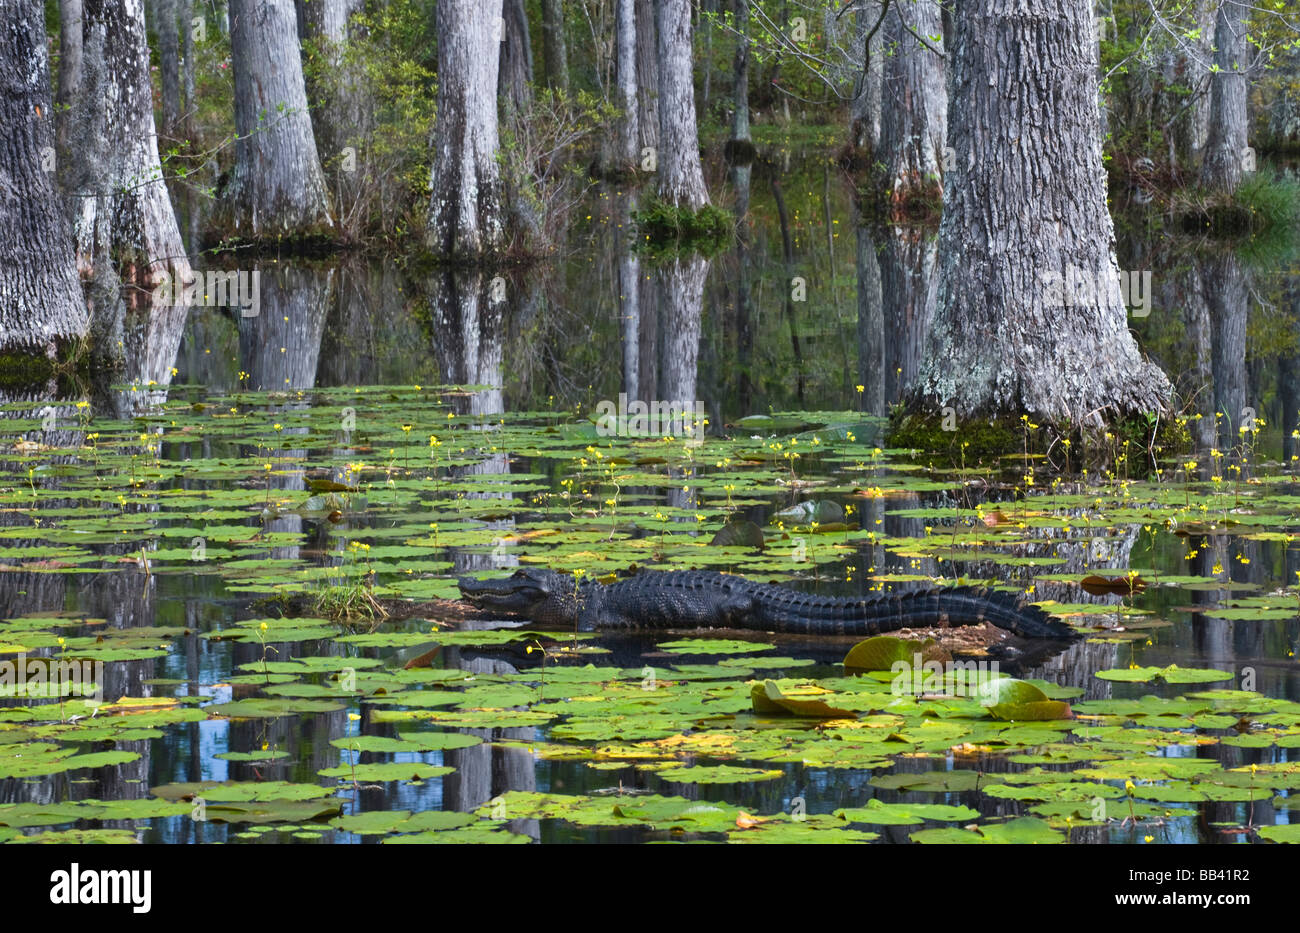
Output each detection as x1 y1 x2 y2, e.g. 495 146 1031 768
1268 43 1300 151
156 0 182 138
730 0 750 143
1200 0 1250 193
0 0 88 352
851 2 884 151
55 0 84 174
618 193 641 401
541 0 568 94
879 0 946 204
634 0 659 155
1163 0 1213 170
223 0 333 236
67 0 192 386
295 0 368 162
906 0 1169 428
656 0 708 208
181 0 195 134
615 0 639 168
499 0 533 118
427 0 504 258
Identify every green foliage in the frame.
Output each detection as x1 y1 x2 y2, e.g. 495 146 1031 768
633 198 734 255
497 89 614 256
299 3 438 242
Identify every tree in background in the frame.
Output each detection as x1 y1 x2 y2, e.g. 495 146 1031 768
656 0 709 207
222 0 333 236
427 0 504 257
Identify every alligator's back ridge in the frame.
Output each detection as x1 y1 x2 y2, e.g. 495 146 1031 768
458 568 1078 639
576 571 1078 639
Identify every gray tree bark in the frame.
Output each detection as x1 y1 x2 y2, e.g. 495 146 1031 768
618 193 641 401
852 1 884 150
295 0 368 170
1200 0 1250 193
656 0 708 208
879 0 946 204
730 0 750 143
181 0 195 134
223 0 333 235
156 0 182 138
541 0 568 94
907 0 1169 427
616 0 639 167
67 0 192 386
55 0 83 175
1162 0 1213 169
427 0 504 258
0 0 87 352
499 0 533 122
635 0 659 155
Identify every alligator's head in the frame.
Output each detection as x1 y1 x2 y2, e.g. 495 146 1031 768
457 568 586 626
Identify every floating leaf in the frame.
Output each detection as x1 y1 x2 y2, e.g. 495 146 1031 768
843 636 949 673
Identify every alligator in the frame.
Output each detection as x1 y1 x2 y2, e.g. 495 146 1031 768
457 568 1080 639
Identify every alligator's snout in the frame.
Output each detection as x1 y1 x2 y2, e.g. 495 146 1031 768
458 575 500 604
457 572 550 614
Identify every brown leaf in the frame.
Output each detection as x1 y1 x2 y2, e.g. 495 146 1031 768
1079 574 1146 596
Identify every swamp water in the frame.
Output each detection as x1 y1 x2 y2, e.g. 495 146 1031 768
2 167 1299 845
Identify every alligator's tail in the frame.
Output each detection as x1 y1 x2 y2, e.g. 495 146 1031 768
754 585 1079 640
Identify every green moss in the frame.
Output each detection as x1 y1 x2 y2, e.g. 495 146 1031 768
885 410 1021 465
886 407 1189 472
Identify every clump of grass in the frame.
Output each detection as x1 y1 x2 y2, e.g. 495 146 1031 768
314 579 388 628
1235 169 1300 233
633 198 734 255
1171 169 1300 247
313 541 388 628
